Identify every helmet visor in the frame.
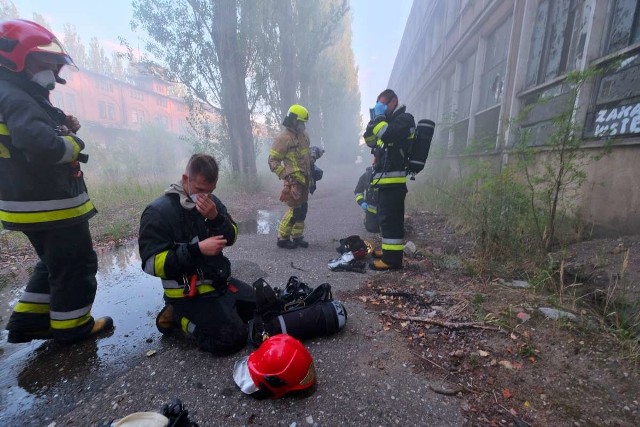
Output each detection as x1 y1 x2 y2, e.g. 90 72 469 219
29 38 78 71
233 356 260 395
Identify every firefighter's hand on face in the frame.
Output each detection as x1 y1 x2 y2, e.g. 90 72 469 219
65 115 81 133
198 235 227 256
194 193 218 220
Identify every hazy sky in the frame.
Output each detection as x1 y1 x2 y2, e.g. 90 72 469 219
12 0 413 122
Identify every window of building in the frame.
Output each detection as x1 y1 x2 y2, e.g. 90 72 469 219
96 79 113 92
98 101 116 120
131 109 146 124
478 17 512 111
605 0 640 54
457 53 476 120
130 90 145 101
156 97 168 107
526 0 585 88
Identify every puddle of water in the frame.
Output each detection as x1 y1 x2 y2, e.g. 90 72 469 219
0 242 167 423
237 209 280 235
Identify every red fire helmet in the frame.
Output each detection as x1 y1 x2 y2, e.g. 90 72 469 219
0 19 76 72
247 334 316 399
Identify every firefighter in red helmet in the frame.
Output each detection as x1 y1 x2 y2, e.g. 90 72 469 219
0 19 113 344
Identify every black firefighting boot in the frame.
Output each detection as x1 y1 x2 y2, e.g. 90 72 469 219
369 259 402 271
292 237 309 248
90 316 114 336
277 238 297 249
156 304 177 334
7 328 53 344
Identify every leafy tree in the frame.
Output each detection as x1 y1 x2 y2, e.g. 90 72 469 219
0 0 18 20
62 24 88 69
88 36 112 75
313 7 361 163
514 67 611 252
30 12 50 30
131 0 259 178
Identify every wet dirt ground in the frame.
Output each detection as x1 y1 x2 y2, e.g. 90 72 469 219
0 165 465 426
1 163 638 426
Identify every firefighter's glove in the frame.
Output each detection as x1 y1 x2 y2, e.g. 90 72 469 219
360 202 368 212
279 181 292 203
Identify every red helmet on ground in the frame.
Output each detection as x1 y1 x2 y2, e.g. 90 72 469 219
0 19 76 72
234 334 316 399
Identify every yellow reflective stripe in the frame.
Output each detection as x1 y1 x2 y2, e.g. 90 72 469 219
367 206 377 214
154 250 169 279
269 149 284 159
0 200 95 224
372 121 388 136
374 177 406 185
382 243 404 251
63 135 80 160
230 222 238 244
285 151 300 172
274 165 284 177
355 194 364 202
180 317 190 333
14 301 50 314
0 142 9 158
164 284 218 299
50 312 91 330
0 123 10 158
364 134 377 142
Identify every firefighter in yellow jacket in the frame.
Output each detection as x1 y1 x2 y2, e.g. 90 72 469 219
0 20 113 344
268 104 313 249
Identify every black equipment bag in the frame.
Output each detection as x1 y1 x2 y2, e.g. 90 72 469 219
407 119 435 174
250 276 347 346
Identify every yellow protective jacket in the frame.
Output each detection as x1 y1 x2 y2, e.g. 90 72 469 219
268 127 311 185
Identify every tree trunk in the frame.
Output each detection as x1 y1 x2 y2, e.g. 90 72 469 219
275 0 297 117
213 0 257 177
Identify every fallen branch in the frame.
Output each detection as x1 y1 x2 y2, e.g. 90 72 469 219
429 383 464 396
382 311 502 331
290 262 306 271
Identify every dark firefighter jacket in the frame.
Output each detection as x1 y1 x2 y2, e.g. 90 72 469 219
354 166 378 215
363 105 415 187
0 69 96 231
138 190 238 301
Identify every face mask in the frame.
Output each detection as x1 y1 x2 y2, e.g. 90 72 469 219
296 122 306 133
31 69 56 90
190 193 199 204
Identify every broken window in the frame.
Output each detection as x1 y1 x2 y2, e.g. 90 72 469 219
605 0 640 54
525 0 585 88
478 17 512 111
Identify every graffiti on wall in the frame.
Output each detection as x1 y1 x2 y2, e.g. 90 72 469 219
593 102 640 137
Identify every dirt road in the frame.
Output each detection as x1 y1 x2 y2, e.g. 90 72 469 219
0 164 465 426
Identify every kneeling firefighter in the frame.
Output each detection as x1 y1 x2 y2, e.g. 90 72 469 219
269 104 317 249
